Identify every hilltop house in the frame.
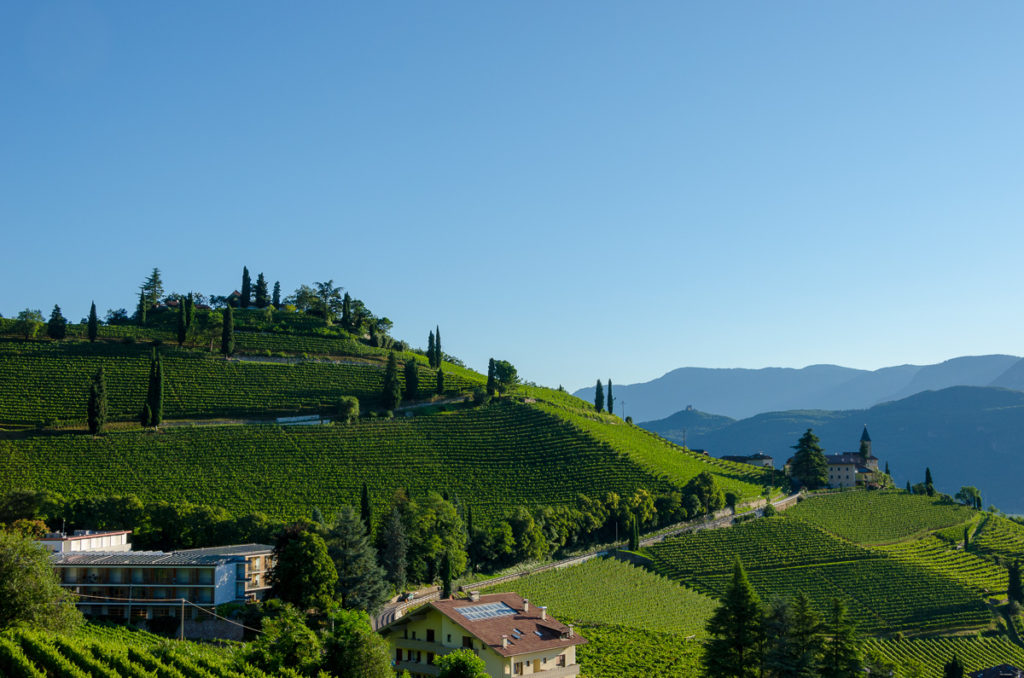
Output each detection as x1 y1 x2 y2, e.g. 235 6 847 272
785 426 882 489
379 592 586 677
41 530 272 638
721 452 774 469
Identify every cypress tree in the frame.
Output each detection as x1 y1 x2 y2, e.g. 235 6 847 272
137 290 147 326
87 366 107 435
434 326 441 367
486 359 497 397
46 305 67 340
87 302 98 343
594 379 604 412
146 350 164 427
906 480 912 493
427 332 436 368
963 526 970 550
140 403 152 427
436 366 445 395
360 482 372 536
925 467 935 497
382 352 402 410
341 292 352 330
255 272 269 308
703 559 762 677
943 655 965 678
404 359 419 401
822 598 862 678
176 304 186 347
1009 561 1024 605
378 506 407 592
221 305 234 355
628 515 640 550
885 461 890 476
185 292 195 329
441 550 453 599
607 379 613 415
240 267 252 308
272 281 281 308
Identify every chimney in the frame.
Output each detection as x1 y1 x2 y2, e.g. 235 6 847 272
523 598 529 613
501 635 509 649
540 606 547 620
469 590 480 602
568 624 575 638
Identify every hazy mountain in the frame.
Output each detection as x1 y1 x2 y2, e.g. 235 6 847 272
641 386 1024 514
580 355 1022 421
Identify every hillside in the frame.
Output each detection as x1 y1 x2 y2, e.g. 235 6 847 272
585 354 1023 421
643 386 1024 514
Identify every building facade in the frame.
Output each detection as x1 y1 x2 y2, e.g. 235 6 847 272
380 592 586 677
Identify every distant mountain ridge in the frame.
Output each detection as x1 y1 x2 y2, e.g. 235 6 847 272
576 355 1022 421
640 385 1024 514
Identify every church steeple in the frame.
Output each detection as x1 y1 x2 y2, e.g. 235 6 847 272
859 425 873 459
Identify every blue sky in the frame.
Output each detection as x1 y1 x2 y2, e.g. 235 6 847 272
3 2 1024 390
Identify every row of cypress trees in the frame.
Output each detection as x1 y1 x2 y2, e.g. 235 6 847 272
594 379 613 413
426 327 442 368
85 348 164 434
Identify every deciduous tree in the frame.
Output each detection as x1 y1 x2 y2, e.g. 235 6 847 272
436 648 488 678
13 309 44 339
269 530 337 612
0 531 83 632
322 608 393 678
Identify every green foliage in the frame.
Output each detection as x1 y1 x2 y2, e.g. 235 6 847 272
822 598 862 678
0 530 83 632
377 505 407 592
484 556 717 635
491 359 518 392
241 267 252 307
862 636 1024 675
790 428 828 490
269 532 338 612
486 358 496 396
337 395 359 423
955 486 982 510
786 491 975 544
255 272 269 308
46 305 67 340
403 358 419 401
702 560 762 678
435 647 487 678
86 366 107 435
876 535 1008 596
221 304 235 355
140 268 164 308
326 505 388 613
594 379 604 412
575 624 703 678
87 302 98 343
243 605 321 675
13 309 44 340
322 608 392 678
607 379 613 415
382 352 401 410
144 349 164 427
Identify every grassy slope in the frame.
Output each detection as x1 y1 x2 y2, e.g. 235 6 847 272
785 491 976 545
523 387 773 501
641 515 992 635
0 401 675 523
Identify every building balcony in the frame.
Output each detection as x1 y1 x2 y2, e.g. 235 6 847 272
395 638 446 652
396 660 440 676
529 663 581 678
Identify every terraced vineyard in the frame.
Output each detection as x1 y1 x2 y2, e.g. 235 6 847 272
864 636 1024 674
0 401 678 523
970 514 1024 561
530 399 771 501
483 556 717 636
786 491 976 544
575 625 703 678
642 517 878 577
876 535 1008 596
0 340 477 426
642 515 992 635
0 626 264 678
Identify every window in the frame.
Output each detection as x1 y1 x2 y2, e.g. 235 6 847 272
426 629 435 642
447 634 451 643
396 649 402 662
463 636 473 649
427 652 434 664
514 661 523 675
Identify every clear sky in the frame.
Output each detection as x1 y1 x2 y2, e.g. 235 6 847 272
3 2 1023 390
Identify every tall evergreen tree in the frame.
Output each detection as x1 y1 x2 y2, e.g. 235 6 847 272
790 429 829 490
137 290 147 326
789 592 824 676
140 403 152 427
404 360 419 401
822 598 861 678
762 598 796 677
46 305 67 340
176 304 186 347
255 272 269 308
240 267 252 308
360 482 373 536
434 326 442 367
925 467 935 497
943 655 965 678
272 281 281 308
221 305 235 355
382 352 402 410
378 506 407 592
87 366 107 435
145 349 164 427
607 379 613 415
427 332 436 368
340 292 352 330
486 358 497 396
441 550 453 599
1009 561 1024 605
140 267 164 307
185 292 195 329
594 379 604 412
628 515 640 550
703 559 762 678
436 366 445 395
326 507 389 613
906 480 912 493
87 302 99 343
884 461 890 476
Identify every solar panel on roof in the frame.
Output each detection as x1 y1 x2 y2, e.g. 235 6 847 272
454 602 517 621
